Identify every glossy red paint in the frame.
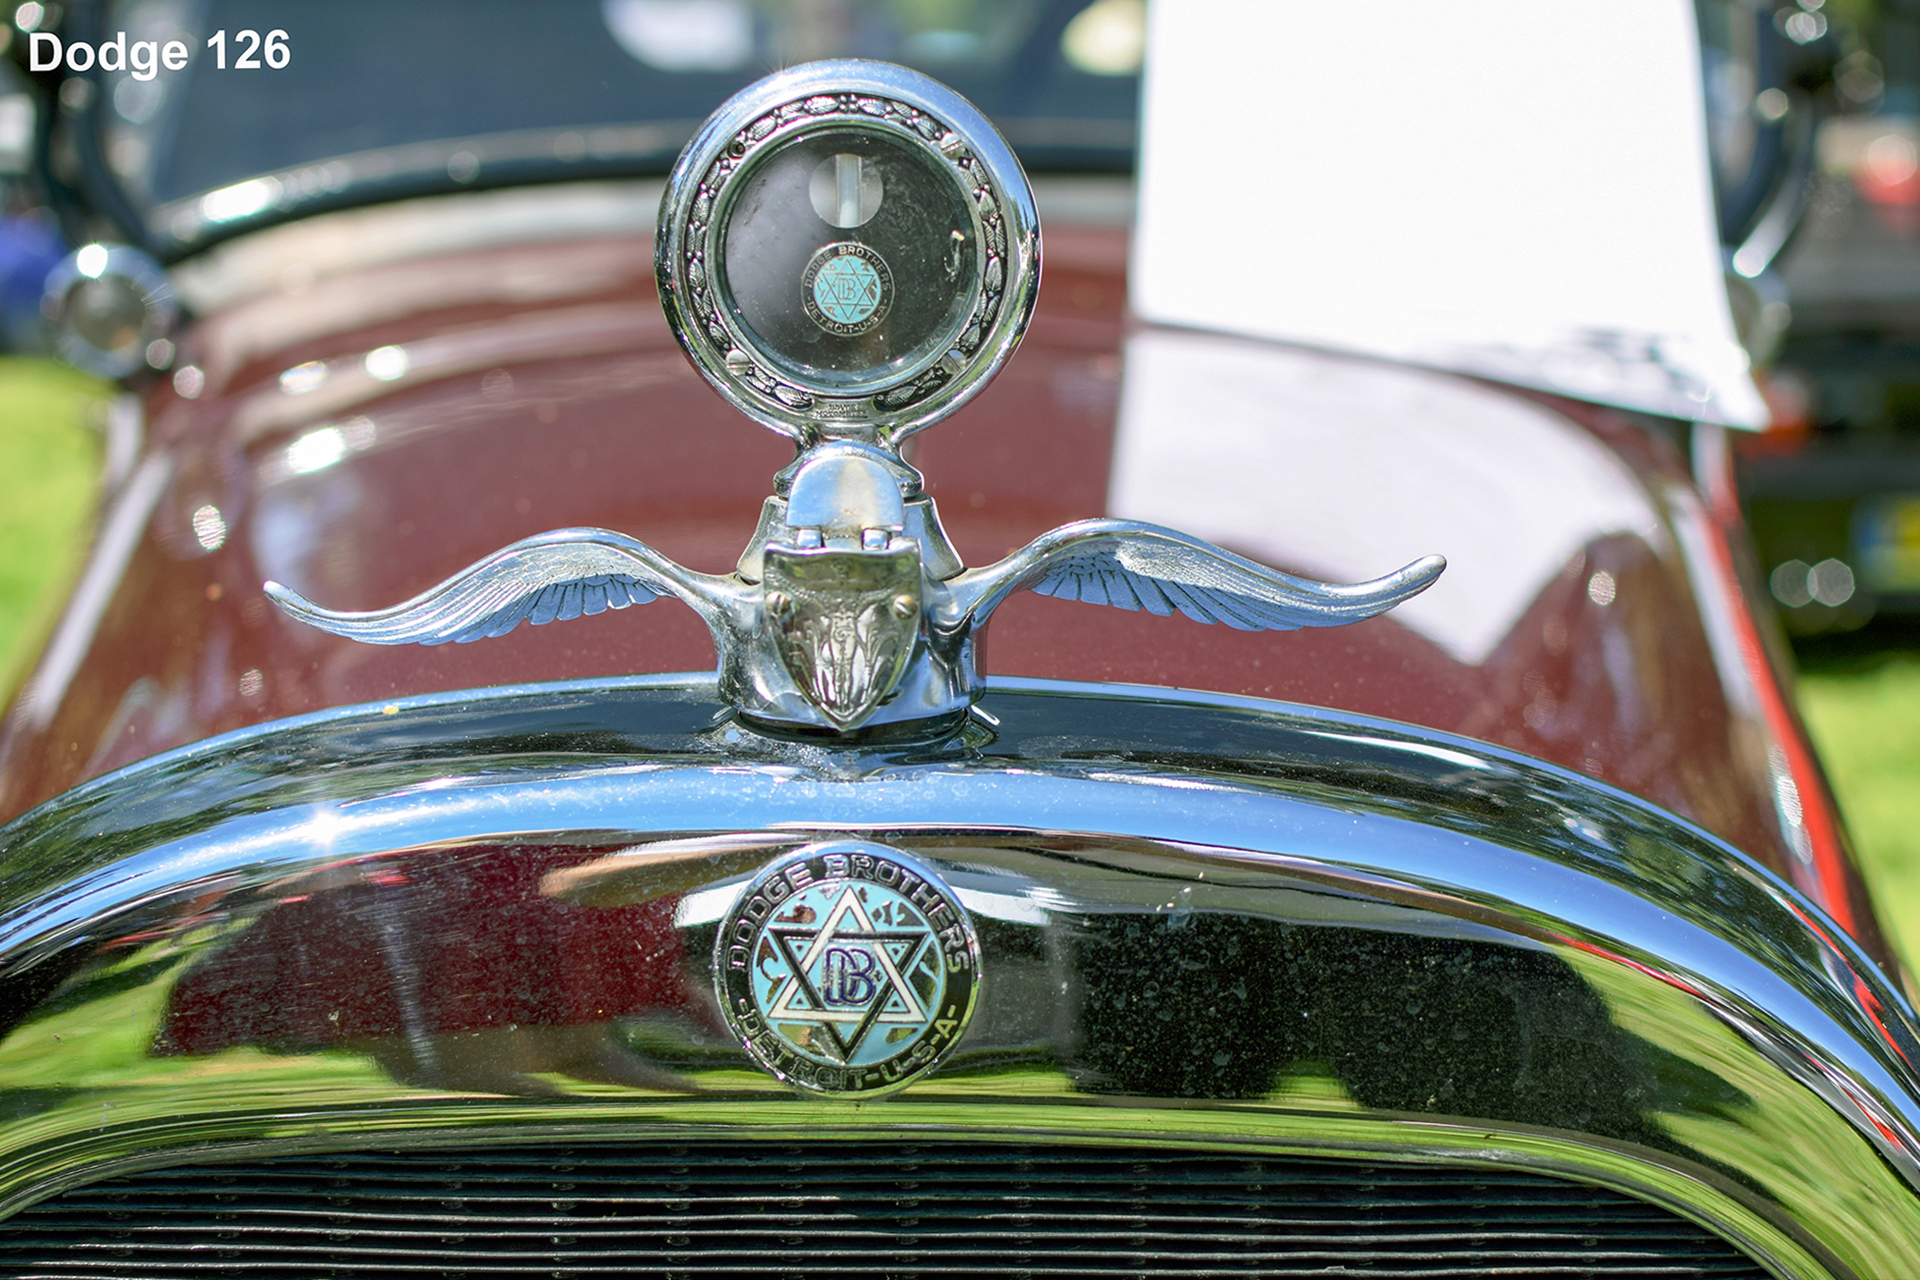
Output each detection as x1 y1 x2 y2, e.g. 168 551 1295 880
0 204 1887 966
1690 419 1884 955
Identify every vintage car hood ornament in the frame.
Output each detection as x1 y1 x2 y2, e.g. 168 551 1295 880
267 61 1445 735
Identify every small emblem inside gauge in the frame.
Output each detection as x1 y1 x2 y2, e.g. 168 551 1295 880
802 242 893 335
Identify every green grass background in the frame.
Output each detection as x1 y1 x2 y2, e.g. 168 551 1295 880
0 355 1916 971
1799 651 1920 967
0 359 102 693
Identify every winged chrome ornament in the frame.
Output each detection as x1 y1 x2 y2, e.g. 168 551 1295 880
267 446 1444 734
265 61 1446 736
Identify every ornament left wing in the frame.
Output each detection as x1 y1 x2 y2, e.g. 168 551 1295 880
265 528 741 644
946 519 1445 632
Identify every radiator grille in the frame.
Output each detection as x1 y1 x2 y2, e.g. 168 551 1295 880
2 1142 1768 1278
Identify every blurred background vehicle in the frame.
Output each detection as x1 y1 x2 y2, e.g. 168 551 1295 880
1736 0 1920 637
1692 0 1920 961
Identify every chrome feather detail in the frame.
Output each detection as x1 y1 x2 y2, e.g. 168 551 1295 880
267 464 1444 736
945 520 1446 633
264 529 742 646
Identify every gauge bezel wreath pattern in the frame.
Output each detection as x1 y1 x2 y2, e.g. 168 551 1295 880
660 71 1037 446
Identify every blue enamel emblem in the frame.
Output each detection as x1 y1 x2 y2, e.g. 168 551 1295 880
801 242 893 336
717 842 979 1094
812 254 882 327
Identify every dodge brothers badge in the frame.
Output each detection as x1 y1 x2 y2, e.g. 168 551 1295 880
267 61 1447 735
716 842 979 1095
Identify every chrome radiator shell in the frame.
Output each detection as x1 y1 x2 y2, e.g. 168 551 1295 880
1 675 1916 1279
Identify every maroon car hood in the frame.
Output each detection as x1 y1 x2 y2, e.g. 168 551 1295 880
0 210 1852 931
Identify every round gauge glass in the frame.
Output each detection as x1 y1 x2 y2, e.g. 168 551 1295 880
714 126 981 392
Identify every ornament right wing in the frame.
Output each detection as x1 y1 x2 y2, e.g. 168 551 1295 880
265 528 739 645
946 519 1444 632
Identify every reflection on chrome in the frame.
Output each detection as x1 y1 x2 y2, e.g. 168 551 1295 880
73 243 108 278
1303 728 1490 771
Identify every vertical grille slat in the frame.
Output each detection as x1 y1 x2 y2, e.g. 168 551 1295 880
0 1142 1771 1278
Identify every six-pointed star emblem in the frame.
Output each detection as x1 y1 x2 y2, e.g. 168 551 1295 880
764 887 933 1062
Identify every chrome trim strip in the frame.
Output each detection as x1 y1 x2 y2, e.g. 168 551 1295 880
18 454 173 732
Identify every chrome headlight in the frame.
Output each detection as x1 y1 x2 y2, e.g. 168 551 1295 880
40 242 177 379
